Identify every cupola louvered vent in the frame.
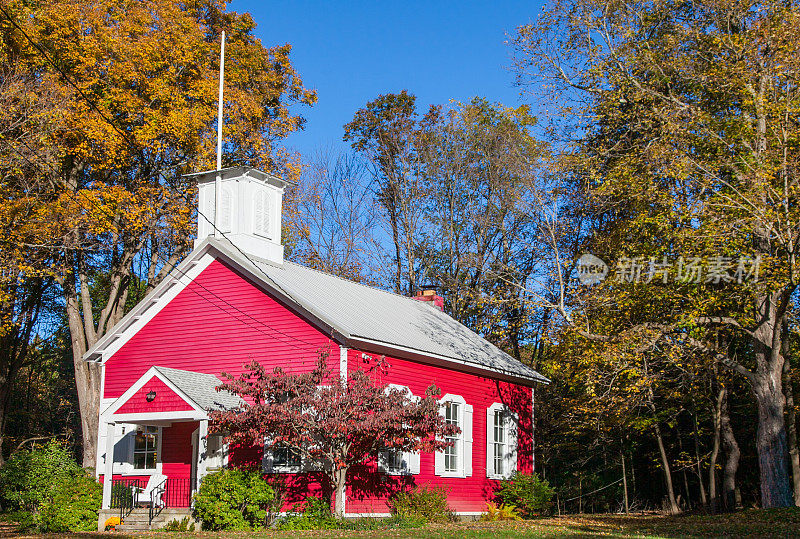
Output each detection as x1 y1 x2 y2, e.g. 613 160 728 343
188 167 290 265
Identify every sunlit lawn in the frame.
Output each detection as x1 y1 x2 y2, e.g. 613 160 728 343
12 509 800 538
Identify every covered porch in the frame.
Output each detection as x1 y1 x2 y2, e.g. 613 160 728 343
99 366 241 511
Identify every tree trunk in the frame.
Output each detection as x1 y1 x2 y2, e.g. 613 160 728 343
332 467 347 518
720 390 740 511
64 283 102 470
0 372 12 465
621 450 629 514
654 421 680 514
744 282 795 508
753 377 793 508
692 404 708 507
781 327 800 506
709 386 725 513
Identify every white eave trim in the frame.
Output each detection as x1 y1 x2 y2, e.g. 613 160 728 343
83 247 217 363
348 336 549 387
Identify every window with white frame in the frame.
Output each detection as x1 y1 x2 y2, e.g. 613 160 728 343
205 434 228 471
486 403 518 479
377 385 420 475
435 394 473 477
273 446 301 470
444 401 460 473
263 440 301 474
133 426 159 470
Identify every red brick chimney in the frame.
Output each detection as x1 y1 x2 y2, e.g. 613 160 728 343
413 289 444 311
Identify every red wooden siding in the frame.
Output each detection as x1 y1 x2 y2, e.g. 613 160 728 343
342 349 533 514
115 377 194 414
104 259 339 399
103 254 536 514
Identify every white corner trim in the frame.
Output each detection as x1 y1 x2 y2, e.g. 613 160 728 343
104 366 206 417
339 345 348 381
86 252 216 363
531 386 536 473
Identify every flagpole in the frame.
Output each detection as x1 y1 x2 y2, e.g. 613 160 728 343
214 30 226 237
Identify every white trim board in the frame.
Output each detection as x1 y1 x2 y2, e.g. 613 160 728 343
85 252 215 363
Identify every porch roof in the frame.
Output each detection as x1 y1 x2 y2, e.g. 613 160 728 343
105 366 244 420
152 366 243 412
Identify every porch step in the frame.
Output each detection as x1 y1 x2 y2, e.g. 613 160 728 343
99 508 195 531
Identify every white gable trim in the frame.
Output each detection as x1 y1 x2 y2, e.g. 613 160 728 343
84 251 216 363
104 366 207 418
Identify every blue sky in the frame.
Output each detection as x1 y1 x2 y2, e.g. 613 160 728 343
233 0 544 158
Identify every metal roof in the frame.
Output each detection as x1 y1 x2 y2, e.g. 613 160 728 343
154 366 244 412
209 238 549 385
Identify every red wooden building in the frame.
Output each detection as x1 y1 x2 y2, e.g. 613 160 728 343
88 167 548 521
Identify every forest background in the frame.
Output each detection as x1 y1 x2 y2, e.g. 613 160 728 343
1 0 798 515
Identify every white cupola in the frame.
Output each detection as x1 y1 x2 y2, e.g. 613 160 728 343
188 167 289 265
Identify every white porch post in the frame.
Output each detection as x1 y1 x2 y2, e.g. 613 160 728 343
197 419 208 489
101 421 115 509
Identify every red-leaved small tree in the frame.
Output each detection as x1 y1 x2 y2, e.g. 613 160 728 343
211 353 459 517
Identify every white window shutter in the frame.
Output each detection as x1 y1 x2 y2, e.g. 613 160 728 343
203 185 215 234
409 451 420 475
434 443 444 475
506 413 518 478
486 407 494 478
266 191 273 237
464 404 473 477
254 190 264 235
377 451 387 473
253 189 271 238
219 185 233 232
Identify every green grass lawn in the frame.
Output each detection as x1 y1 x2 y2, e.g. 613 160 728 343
16 509 800 538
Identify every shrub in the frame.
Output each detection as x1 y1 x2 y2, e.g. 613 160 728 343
494 472 554 518
480 502 522 521
192 468 274 530
278 495 338 530
162 516 196 531
0 440 80 512
0 440 101 532
388 484 453 523
36 470 103 533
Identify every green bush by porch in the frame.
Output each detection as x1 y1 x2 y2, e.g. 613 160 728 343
192 469 276 530
0 440 101 532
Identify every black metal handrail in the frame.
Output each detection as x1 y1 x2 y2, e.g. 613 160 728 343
165 477 194 508
149 477 168 524
110 478 145 523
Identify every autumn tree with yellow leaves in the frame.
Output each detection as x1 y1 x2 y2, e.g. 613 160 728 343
0 0 315 468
